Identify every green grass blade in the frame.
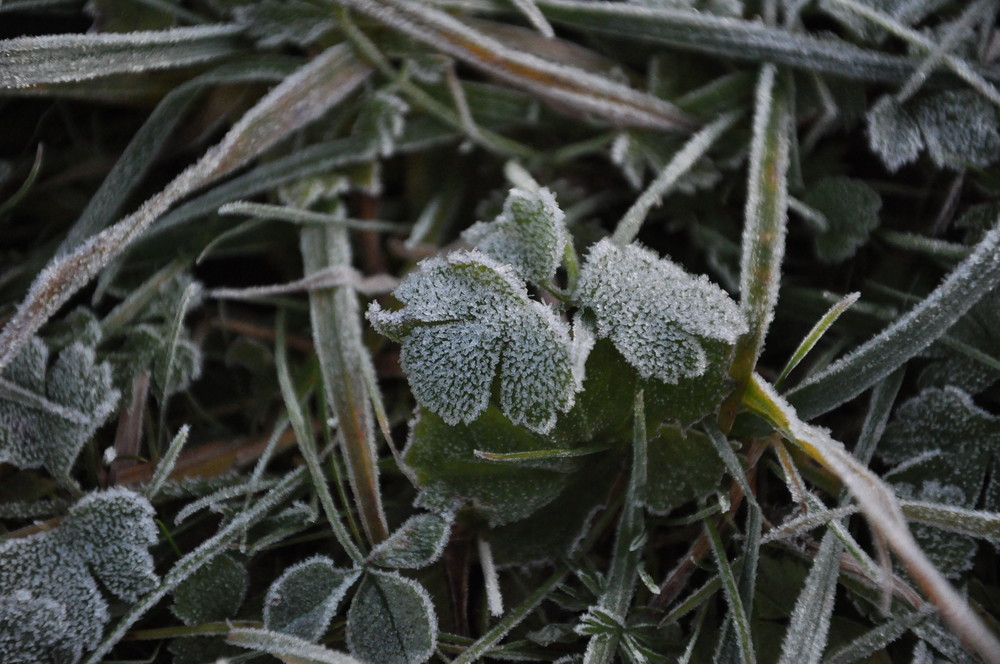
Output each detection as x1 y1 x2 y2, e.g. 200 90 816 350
275 311 365 564
0 43 372 373
900 502 1000 541
145 425 190 501
0 143 44 218
776 530 843 664
788 215 1000 419
535 0 1000 85
705 519 755 664
774 292 859 389
301 221 389 546
0 25 244 89
822 607 934 664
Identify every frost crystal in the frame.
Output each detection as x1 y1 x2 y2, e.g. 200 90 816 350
367 250 580 433
576 239 746 383
0 489 158 664
0 338 119 483
462 187 568 284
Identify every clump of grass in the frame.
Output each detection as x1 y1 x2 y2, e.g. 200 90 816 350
2 1 1000 663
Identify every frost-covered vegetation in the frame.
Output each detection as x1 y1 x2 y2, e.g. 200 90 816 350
2 1 1000 663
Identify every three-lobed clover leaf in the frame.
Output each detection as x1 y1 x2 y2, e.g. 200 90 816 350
462 186 568 284
576 239 746 385
0 337 119 484
367 250 580 434
0 488 158 664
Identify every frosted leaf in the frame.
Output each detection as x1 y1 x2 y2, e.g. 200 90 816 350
0 591 76 664
0 338 119 483
894 483 977 579
803 176 882 263
346 571 437 664
171 553 248 625
367 512 452 569
110 324 202 396
43 307 101 351
264 556 361 641
916 90 1000 170
367 250 579 433
645 426 723 515
352 90 409 158
919 287 1000 395
462 187 568 284
610 132 646 190
0 489 158 663
881 386 1000 512
866 96 923 172
576 239 746 384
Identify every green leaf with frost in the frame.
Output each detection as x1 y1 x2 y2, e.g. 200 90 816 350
866 96 923 172
894 483 978 579
367 250 580 434
0 489 157 664
915 90 1000 170
646 426 723 515
803 176 882 263
171 553 248 625
109 324 202 396
264 556 361 642
404 406 579 526
367 512 452 569
919 287 1000 395
0 338 119 483
347 571 437 664
881 386 1000 512
463 187 569 285
577 239 746 385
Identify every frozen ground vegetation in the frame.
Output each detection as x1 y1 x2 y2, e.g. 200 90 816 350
2 0 1000 663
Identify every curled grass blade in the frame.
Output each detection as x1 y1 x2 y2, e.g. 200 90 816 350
788 215 1000 419
0 43 372 373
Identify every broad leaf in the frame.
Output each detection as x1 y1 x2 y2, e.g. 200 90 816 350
368 250 580 433
646 425 723 515
866 96 923 172
0 338 119 483
404 406 578 526
577 239 746 384
462 187 568 284
0 489 158 664
264 556 361 642
171 553 248 625
915 89 1000 170
803 176 882 263
367 512 452 569
346 571 437 664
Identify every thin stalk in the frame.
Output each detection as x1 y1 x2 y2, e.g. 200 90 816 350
301 221 389 545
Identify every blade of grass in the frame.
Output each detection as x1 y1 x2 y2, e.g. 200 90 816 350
824 0 1000 107
145 425 190 501
611 111 740 246
822 606 934 664
776 529 843 664
535 0 1000 85
583 393 648 664
275 311 365 564
720 64 791 431
0 43 372 373
300 218 389 545
0 143 44 218
744 373 1000 664
787 215 1000 419
57 57 299 255
774 292 860 389
218 201 411 233
334 0 697 131
705 518 755 664
899 502 1000 541
0 24 244 89
228 627 363 664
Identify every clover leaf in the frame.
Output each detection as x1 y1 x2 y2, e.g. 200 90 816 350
462 186 568 284
576 239 746 385
367 250 580 434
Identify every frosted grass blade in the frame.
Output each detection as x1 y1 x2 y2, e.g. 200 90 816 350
706 519 755 664
0 25 244 89
744 374 1000 664
0 44 372 373
145 425 190 501
900 502 1000 541
788 215 1000 419
535 0 1000 85
822 607 934 664
776 530 843 664
774 292 859 388
334 0 696 131
228 627 363 664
